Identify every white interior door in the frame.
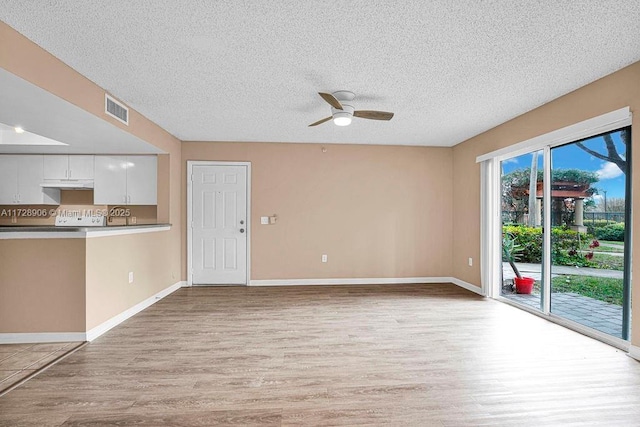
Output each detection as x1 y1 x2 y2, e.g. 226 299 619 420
191 164 248 285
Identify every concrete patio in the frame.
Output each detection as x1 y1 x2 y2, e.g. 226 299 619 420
503 291 624 338
502 262 625 338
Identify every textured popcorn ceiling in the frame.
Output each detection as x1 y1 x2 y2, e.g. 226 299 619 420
1 1 640 147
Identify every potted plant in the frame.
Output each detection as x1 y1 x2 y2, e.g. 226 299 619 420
502 233 535 294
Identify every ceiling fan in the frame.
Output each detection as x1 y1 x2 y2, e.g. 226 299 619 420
309 91 394 127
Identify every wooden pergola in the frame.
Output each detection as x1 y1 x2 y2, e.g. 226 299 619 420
512 180 592 230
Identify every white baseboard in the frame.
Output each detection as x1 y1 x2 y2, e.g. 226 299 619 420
86 281 185 342
249 277 453 286
449 277 485 296
0 279 484 344
0 281 187 344
250 276 485 296
629 345 640 362
0 332 87 344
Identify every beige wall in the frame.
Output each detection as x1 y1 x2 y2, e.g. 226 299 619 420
452 61 640 345
85 232 176 330
0 190 158 226
182 142 453 280
0 239 86 332
3 18 639 347
0 21 182 333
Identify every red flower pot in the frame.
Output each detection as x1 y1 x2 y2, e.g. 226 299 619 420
514 277 535 294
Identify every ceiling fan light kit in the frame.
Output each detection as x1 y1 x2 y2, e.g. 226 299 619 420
309 91 394 127
332 104 354 126
333 113 352 126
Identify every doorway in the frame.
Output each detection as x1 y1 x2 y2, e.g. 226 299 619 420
187 161 251 286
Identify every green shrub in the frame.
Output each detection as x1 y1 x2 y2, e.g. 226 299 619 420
502 225 541 263
585 219 624 235
596 223 625 241
502 225 596 267
551 228 596 267
586 219 612 234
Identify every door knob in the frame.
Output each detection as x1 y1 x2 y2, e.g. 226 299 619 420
240 228 245 233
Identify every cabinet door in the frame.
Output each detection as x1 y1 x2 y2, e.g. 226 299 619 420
126 156 157 205
94 156 127 204
17 155 46 204
69 155 94 180
43 155 69 179
0 155 18 204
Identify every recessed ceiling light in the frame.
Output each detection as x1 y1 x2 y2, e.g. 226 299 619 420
14 126 25 134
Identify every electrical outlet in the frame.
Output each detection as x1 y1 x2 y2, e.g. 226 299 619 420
128 272 134 283
130 216 137 224
11 215 17 224
468 257 473 267
322 254 328 263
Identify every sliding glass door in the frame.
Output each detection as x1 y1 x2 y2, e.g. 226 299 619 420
498 126 631 341
549 128 631 339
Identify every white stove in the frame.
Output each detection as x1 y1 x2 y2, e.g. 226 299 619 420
55 212 106 227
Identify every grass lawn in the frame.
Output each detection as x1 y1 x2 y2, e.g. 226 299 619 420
598 240 625 253
551 275 623 306
588 253 625 271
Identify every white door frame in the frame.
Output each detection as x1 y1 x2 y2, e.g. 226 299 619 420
187 161 251 286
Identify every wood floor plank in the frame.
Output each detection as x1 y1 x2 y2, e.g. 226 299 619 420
1 284 640 426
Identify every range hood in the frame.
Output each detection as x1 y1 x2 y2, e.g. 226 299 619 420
40 180 94 189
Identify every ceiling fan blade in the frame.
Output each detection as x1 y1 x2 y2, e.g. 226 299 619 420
318 92 343 110
354 110 394 121
308 116 333 127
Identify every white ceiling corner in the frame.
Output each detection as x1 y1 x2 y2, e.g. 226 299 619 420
0 1 639 148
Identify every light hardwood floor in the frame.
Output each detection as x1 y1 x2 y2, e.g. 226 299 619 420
1 284 640 426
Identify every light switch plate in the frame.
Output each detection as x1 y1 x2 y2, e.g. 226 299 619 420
260 216 269 225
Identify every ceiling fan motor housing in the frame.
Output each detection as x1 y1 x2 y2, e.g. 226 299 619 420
332 90 356 103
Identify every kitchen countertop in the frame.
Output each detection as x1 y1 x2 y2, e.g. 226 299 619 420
0 223 171 239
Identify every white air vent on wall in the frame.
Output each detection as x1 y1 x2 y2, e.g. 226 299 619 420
105 94 129 125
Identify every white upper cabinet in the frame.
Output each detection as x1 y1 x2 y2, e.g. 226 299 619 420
69 155 94 179
43 155 94 180
94 156 127 204
0 156 18 204
43 155 67 180
17 155 46 204
94 155 157 205
0 155 58 205
126 156 157 205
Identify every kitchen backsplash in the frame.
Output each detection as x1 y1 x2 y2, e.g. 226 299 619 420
0 190 157 226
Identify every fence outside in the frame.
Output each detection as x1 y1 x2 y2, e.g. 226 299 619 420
502 211 624 225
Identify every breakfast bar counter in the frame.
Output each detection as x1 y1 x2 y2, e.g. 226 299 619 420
0 224 171 239
0 223 179 342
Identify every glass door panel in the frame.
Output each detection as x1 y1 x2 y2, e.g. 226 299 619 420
549 128 631 339
500 150 545 311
